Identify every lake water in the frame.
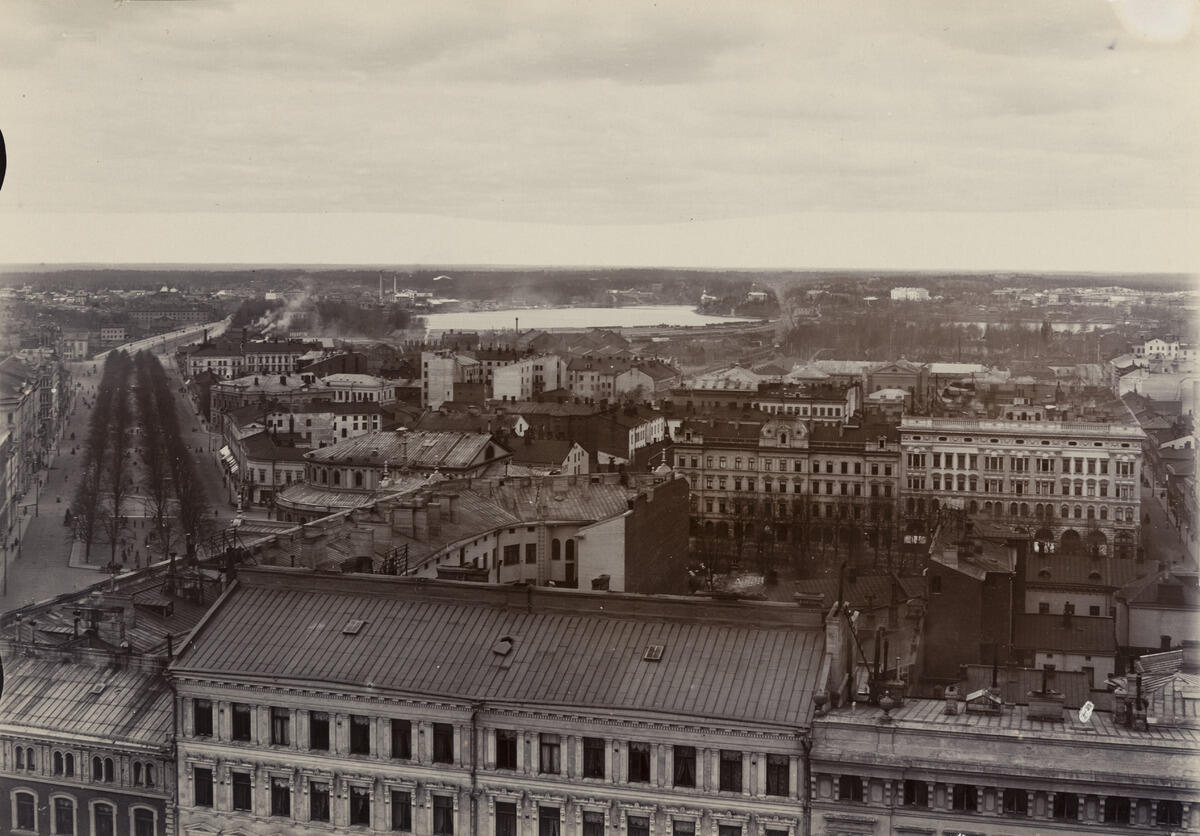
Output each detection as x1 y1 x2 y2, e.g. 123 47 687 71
422 305 757 334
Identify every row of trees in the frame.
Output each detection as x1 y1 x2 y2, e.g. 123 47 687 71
72 351 211 567
134 350 211 559
72 352 134 564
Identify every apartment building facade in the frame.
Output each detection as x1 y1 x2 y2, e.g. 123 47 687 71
170 570 829 836
899 416 1143 559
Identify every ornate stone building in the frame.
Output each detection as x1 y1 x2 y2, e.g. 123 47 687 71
170 569 830 836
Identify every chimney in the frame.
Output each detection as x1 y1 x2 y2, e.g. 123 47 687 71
943 683 960 715
1183 640 1200 674
591 575 611 591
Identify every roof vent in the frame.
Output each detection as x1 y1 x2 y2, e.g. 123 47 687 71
643 644 665 662
89 683 106 696
342 619 366 635
492 636 514 656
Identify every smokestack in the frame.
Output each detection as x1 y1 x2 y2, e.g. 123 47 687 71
379 272 383 302
393 274 397 298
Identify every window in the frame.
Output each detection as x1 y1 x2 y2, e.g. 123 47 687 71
673 745 696 787
719 750 742 792
310 712 330 751
583 811 605 836
673 819 696 836
93 803 115 836
1103 796 1131 824
391 790 412 832
64 753 74 777
271 777 291 817
1157 800 1184 827
1051 793 1079 820
931 576 942 594
496 802 518 836
349 787 372 826
350 715 371 756
232 771 253 812
628 815 650 836
539 807 561 836
495 729 518 770
628 742 651 783
903 780 929 808
271 707 291 746
310 782 331 823
53 797 74 835
433 795 454 836
25 748 35 772
766 754 789 796
378 718 409 760
231 703 253 741
1038 601 1050 614
719 826 741 836
583 737 605 779
1003 788 1027 814
103 758 114 783
503 544 520 565
194 767 214 807
15 790 36 831
951 784 977 812
525 543 537 564
838 775 863 802
432 723 454 763
538 733 562 774
193 698 213 737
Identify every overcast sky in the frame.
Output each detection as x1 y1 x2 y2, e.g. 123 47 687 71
1 0 1196 271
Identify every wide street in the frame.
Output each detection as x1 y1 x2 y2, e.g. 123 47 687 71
0 352 236 614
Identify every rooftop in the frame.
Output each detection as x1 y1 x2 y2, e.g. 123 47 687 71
305 430 506 471
171 568 826 727
1013 612 1117 655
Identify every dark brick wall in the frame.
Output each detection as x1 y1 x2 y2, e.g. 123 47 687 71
0 776 168 835
624 476 691 595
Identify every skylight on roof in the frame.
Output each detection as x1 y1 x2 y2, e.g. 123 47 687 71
342 619 366 635
643 644 665 662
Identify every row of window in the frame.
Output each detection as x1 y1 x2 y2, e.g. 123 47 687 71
700 498 892 522
698 476 893 498
11 748 155 787
193 704 790 795
904 433 1135 451
906 453 1135 477
10 789 157 836
680 456 892 476
194 771 786 836
834 776 1185 826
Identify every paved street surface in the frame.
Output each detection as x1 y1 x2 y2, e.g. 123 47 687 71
1 354 243 614
1141 484 1192 569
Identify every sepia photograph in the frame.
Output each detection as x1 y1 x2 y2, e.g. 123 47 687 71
0 1 1197 834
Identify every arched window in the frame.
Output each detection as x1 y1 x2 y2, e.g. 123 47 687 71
133 762 142 786
354 470 364 488
565 539 575 562
64 754 74 777
132 807 156 836
14 790 36 830
1019 503 1028 517
1087 506 1095 520
54 752 63 776
144 763 154 788
1009 503 1018 516
25 748 34 771
551 539 561 560
1125 507 1134 523
92 801 115 836
333 470 341 486
103 758 114 783
1061 505 1069 519
51 794 75 836
92 756 102 781
16 748 24 769
1074 506 1082 519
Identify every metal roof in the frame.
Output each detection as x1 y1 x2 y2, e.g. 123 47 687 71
172 569 825 727
305 430 504 471
0 654 173 749
1013 613 1117 655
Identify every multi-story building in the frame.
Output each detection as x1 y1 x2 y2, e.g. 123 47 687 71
184 338 318 380
169 568 831 836
672 382 860 427
671 416 900 555
422 350 485 409
899 415 1143 559
99 325 128 345
493 356 567 402
0 565 223 836
809 687 1199 835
